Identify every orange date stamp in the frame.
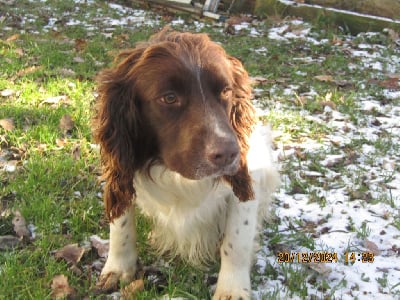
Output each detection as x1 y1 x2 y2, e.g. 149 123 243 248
277 252 338 263
277 251 375 263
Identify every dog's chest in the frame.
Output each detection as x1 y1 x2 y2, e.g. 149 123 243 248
133 166 232 262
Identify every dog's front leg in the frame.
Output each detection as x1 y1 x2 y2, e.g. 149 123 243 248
213 196 259 300
96 205 138 292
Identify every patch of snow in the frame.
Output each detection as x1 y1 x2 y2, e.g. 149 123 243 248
171 18 185 26
383 89 400 100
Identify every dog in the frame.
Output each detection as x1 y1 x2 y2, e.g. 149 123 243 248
93 28 279 299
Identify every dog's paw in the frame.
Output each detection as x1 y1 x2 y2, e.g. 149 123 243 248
94 261 137 294
94 272 122 293
213 270 251 300
212 287 250 300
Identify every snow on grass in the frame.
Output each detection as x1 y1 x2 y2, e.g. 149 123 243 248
248 18 400 300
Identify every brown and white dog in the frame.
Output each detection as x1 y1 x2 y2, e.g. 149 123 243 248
93 28 279 299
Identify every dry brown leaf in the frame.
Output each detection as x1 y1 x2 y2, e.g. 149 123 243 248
251 76 273 84
56 138 68 148
365 239 381 255
294 94 307 106
59 114 74 135
90 235 109 258
12 210 30 239
6 33 20 42
50 30 64 39
320 101 337 110
74 38 87 52
226 15 253 26
378 77 400 89
334 79 352 88
0 118 15 131
314 75 334 82
308 262 332 275
58 68 76 77
41 95 69 106
331 34 343 45
50 274 77 300
15 48 24 57
120 279 144 300
16 65 42 77
54 244 85 265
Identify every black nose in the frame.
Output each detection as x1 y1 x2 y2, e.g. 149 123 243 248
207 139 240 168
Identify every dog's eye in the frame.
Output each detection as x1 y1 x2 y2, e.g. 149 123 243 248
220 87 233 99
161 93 178 104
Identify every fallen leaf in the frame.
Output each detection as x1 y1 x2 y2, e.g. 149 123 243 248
0 118 15 131
50 274 77 300
58 68 76 77
120 279 144 300
14 48 24 57
365 239 381 255
59 114 74 135
90 235 109 258
378 77 400 89
294 94 307 106
226 15 253 26
6 33 20 42
70 264 82 276
251 76 274 84
56 138 68 147
16 65 42 77
334 79 352 88
12 210 30 239
308 262 332 275
320 101 337 110
40 95 69 106
314 75 334 82
54 244 85 265
331 34 343 45
0 235 22 250
74 38 87 52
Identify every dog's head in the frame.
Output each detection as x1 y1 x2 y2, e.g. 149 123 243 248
93 28 256 220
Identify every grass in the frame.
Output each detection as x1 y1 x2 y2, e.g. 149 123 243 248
1 0 399 299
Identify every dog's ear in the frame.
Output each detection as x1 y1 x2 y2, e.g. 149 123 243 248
224 56 256 201
93 48 147 221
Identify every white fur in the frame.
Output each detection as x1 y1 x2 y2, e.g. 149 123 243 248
99 125 280 299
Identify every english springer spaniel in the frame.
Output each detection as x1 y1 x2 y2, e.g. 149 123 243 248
93 28 279 299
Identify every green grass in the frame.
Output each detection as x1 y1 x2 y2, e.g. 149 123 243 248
1 0 399 299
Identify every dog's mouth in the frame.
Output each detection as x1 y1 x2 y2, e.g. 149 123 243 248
169 156 240 180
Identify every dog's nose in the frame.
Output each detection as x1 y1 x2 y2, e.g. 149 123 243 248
207 140 240 168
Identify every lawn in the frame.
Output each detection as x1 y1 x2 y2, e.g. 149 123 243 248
0 0 399 299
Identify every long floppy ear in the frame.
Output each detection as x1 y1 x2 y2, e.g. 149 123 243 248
93 48 147 221
224 56 256 201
